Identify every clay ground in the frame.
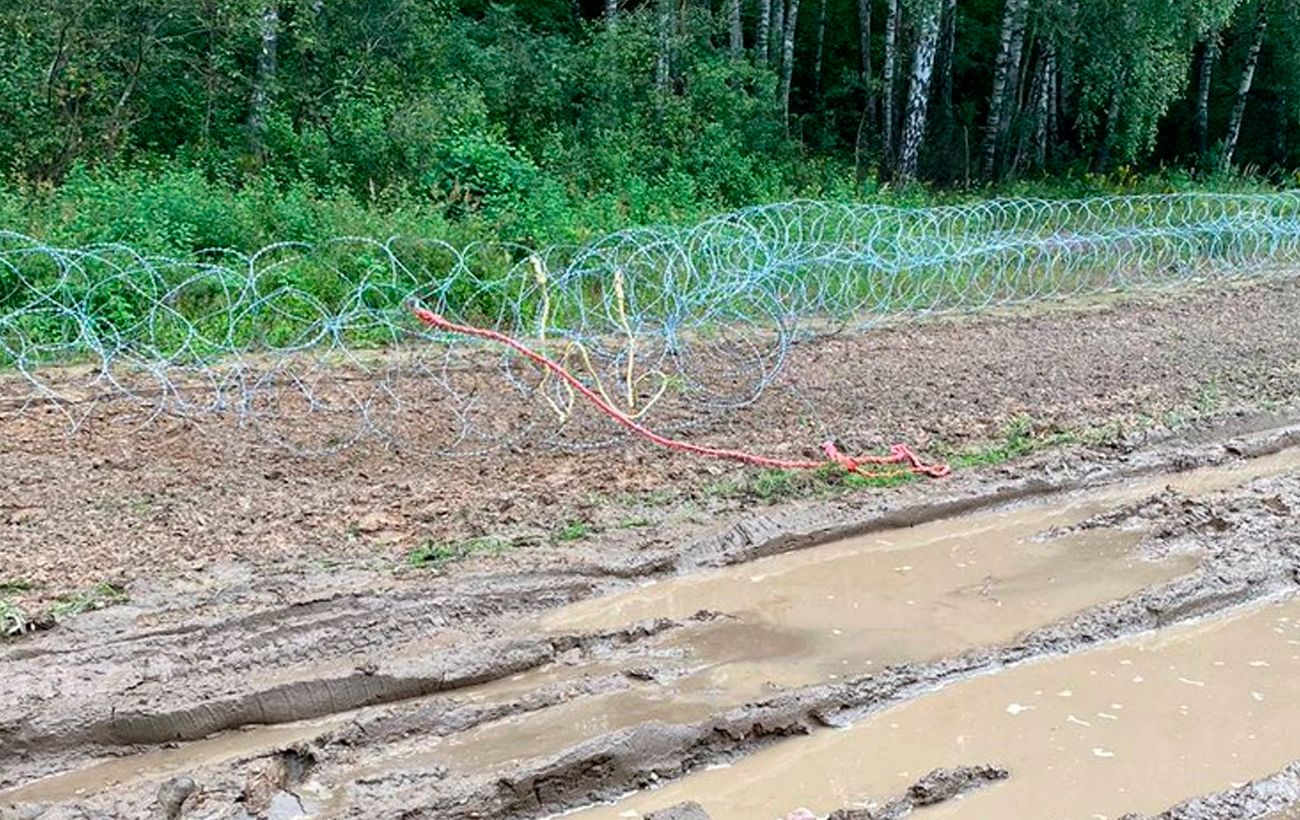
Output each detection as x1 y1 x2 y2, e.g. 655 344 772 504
2 278 1300 820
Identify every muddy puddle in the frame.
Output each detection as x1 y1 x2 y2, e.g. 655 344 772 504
574 594 1300 820
328 449 1300 785
0 718 346 806
5 446 1300 817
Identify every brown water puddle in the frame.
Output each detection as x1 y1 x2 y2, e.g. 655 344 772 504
7 448 1298 810
344 450 1300 780
0 718 346 806
536 450 1300 697
0 652 625 808
575 595 1300 820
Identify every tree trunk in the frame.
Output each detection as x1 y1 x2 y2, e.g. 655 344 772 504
247 1 280 165
757 0 772 59
656 0 673 92
980 0 1028 180
1093 77 1123 171
897 0 943 181
858 0 875 120
779 0 802 126
605 0 619 27
814 0 827 95
1221 0 1269 172
729 0 744 54
770 0 786 66
1014 44 1052 171
1193 37 1217 162
1032 45 1056 167
881 0 901 167
934 0 958 129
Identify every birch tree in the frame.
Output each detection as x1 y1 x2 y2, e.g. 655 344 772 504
1193 37 1218 161
729 0 744 55
897 0 944 180
770 0 786 66
1220 0 1270 170
247 1 279 165
779 0 802 126
881 0 901 165
981 0 1029 179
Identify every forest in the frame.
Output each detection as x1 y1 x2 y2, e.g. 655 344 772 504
0 0 1297 253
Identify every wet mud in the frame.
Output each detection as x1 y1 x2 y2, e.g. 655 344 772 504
4 421 1300 820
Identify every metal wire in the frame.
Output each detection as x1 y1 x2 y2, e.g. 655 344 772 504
2 193 1298 455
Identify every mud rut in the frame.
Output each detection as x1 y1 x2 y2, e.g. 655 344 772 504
5 421 1300 820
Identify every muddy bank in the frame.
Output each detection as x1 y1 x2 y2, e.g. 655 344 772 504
3 424 1296 771
1122 763 1300 820
4 422 1300 820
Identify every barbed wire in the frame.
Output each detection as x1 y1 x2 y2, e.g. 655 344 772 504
2 193 1298 455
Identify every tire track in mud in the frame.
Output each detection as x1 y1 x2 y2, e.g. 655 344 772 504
4 422 1300 819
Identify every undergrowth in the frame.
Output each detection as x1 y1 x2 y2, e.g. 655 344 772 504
0 581 128 640
407 535 516 569
697 415 1104 505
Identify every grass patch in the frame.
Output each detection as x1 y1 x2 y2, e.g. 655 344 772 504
1 581 129 640
553 521 592 542
702 462 919 504
941 415 1081 470
704 416 1103 504
0 597 32 637
408 535 514 569
617 515 654 529
48 582 128 620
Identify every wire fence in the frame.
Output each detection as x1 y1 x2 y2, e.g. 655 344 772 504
2 193 1299 455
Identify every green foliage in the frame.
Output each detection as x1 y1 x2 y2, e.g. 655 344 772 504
48 582 128 620
408 535 513 568
0 597 31 637
553 520 592 542
943 415 1080 469
0 0 1296 287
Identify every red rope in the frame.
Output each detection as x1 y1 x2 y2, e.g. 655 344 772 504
412 306 950 480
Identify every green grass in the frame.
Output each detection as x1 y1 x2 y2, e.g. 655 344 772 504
553 521 592 542
1 581 129 640
48 582 128 620
407 535 516 569
702 462 918 504
617 515 654 528
0 597 31 637
699 416 1104 505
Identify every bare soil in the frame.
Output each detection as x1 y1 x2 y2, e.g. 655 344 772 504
2 279 1300 820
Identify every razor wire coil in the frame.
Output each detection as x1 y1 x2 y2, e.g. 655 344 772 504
2 193 1299 456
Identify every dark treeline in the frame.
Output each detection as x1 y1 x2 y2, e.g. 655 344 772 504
0 0 1296 249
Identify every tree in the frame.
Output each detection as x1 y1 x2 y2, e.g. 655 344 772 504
770 0 786 66
779 0 803 126
729 0 744 55
247 1 280 165
981 0 1029 179
757 0 772 58
814 0 828 95
858 0 875 118
881 0 901 166
1221 0 1270 171
897 0 944 181
656 0 673 93
1192 36 1218 162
